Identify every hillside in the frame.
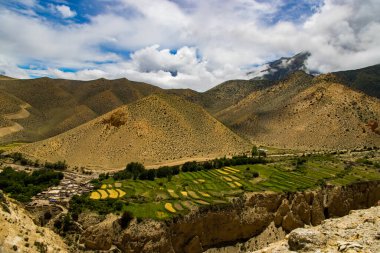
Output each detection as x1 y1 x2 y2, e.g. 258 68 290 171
17 94 250 169
0 77 162 143
216 71 380 150
0 75 15 80
334 64 380 99
169 79 272 115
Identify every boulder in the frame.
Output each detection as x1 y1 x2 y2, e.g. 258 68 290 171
288 228 326 251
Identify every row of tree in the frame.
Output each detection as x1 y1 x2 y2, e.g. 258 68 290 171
112 162 180 181
0 167 64 202
106 154 267 182
183 155 267 172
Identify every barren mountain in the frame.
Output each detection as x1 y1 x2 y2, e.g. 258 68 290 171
216 71 380 150
0 77 162 143
169 80 272 115
17 94 250 169
334 64 380 99
0 75 15 80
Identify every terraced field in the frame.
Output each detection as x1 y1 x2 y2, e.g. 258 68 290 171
90 183 126 200
90 155 380 220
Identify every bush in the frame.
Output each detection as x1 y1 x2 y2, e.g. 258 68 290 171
69 194 127 215
138 169 156 181
44 160 68 170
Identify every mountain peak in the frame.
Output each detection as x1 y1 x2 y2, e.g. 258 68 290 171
247 51 315 81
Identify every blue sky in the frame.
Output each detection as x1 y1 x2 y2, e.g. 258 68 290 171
0 0 379 90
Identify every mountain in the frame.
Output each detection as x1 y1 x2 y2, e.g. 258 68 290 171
17 94 250 169
169 79 272 114
333 64 380 99
216 71 380 150
0 77 162 143
247 52 314 81
0 75 15 80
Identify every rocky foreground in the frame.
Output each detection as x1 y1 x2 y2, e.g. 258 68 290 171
252 205 380 253
0 191 67 253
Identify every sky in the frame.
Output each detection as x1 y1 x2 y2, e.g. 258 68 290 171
0 0 379 91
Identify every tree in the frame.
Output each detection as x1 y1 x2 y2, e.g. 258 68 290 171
125 162 145 179
138 169 156 181
251 145 258 157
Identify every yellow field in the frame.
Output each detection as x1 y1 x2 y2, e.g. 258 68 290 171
216 169 229 175
194 200 209 205
116 189 126 197
164 203 176 213
229 175 240 180
107 189 118 198
114 182 122 187
98 189 108 199
227 182 236 188
156 211 169 219
197 179 205 183
199 191 210 197
223 176 232 182
181 191 188 197
225 167 239 172
168 189 179 198
234 182 242 187
90 192 101 199
101 184 107 189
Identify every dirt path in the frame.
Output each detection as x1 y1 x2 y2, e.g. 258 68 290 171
0 104 31 137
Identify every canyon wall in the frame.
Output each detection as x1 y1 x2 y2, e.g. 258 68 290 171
80 181 380 252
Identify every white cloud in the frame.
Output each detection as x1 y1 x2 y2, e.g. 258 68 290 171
0 0 379 90
55 5 76 18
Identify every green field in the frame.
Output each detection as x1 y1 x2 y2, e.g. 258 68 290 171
85 155 380 220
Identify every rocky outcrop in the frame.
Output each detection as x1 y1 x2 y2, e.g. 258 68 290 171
253 205 380 253
79 181 380 252
0 191 68 253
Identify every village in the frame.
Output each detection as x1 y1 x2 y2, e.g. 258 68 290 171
28 171 95 207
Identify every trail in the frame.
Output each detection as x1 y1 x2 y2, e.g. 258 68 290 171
0 104 31 137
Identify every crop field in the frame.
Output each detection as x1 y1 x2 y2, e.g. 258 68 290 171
90 183 126 199
89 155 380 220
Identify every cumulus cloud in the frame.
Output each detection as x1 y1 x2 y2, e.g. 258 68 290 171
55 5 76 18
0 0 379 90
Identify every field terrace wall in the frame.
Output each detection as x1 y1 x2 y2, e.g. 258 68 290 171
80 180 380 252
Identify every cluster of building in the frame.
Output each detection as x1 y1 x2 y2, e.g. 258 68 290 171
29 173 94 206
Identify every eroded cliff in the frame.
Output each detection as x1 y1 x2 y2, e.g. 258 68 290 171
80 181 380 252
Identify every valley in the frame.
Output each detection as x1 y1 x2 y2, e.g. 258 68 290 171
0 59 379 253
1 147 379 252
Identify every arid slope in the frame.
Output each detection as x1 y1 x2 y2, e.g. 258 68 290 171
216 72 380 150
18 94 250 169
0 77 162 143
